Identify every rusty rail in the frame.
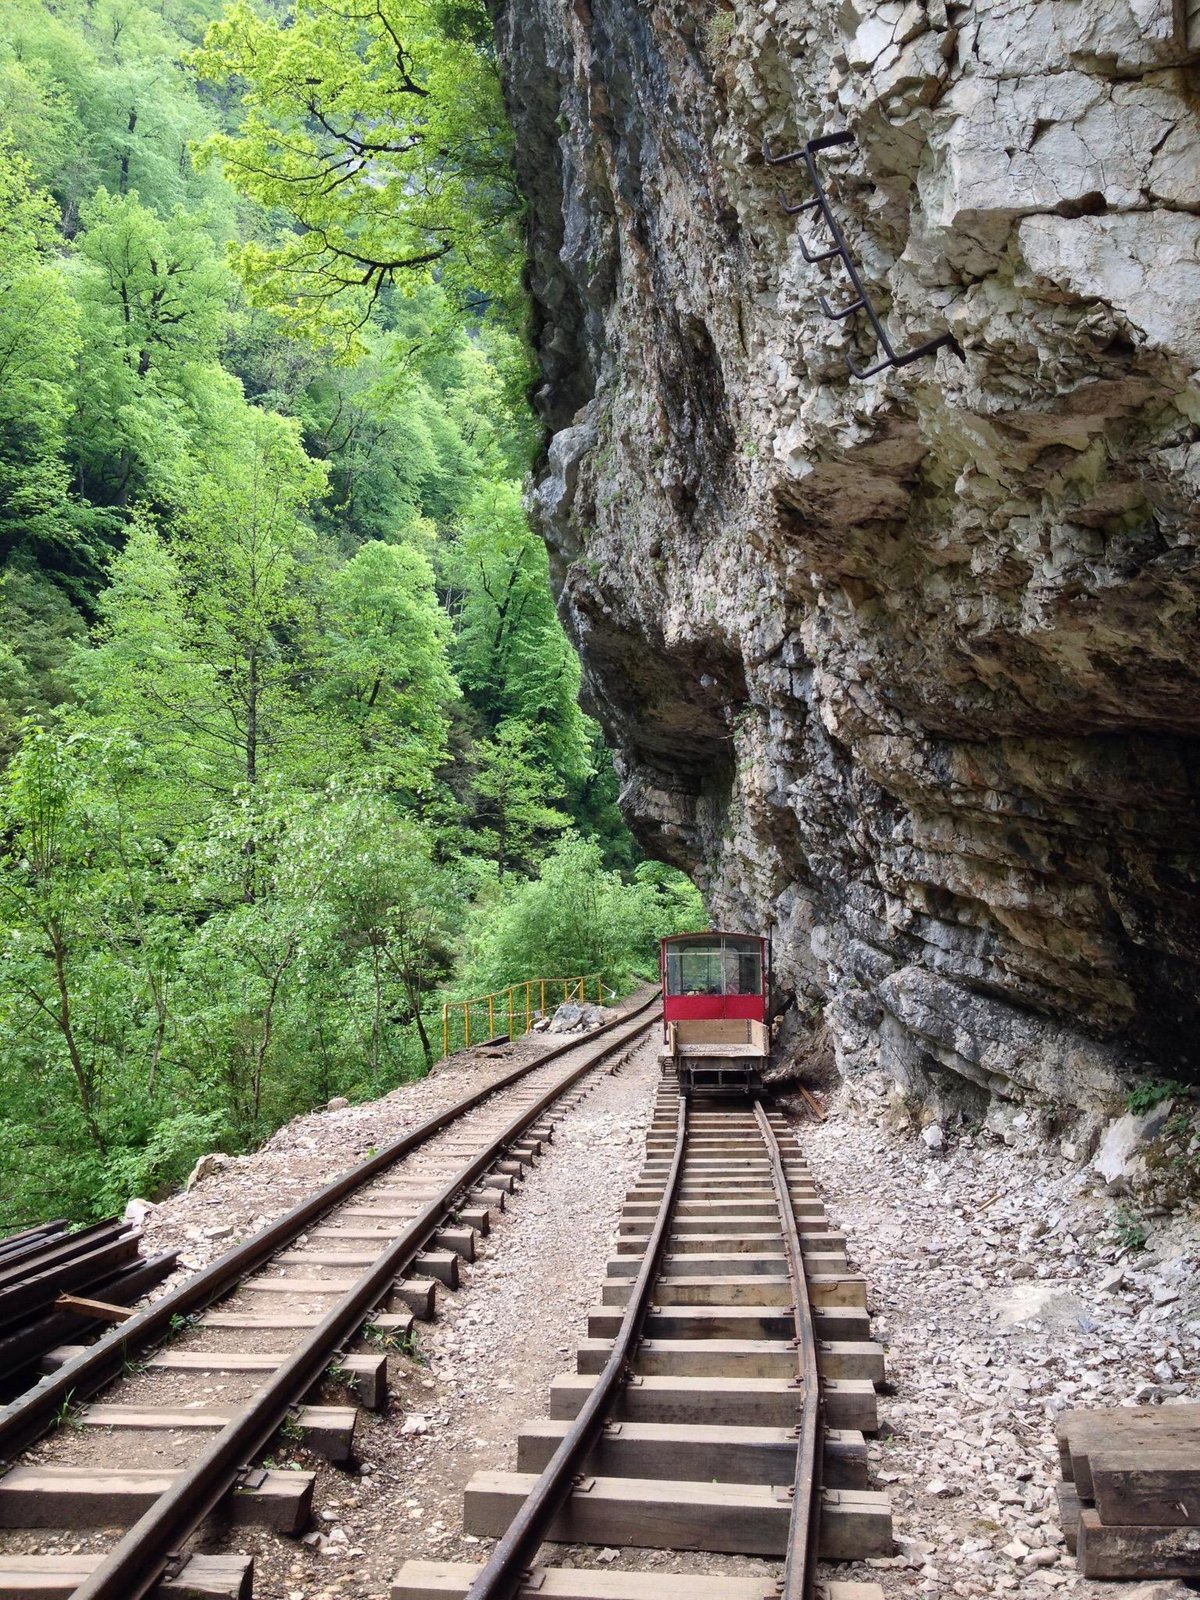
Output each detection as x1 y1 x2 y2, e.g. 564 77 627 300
755 1097 824 1597
464 1089 689 1600
71 998 659 1600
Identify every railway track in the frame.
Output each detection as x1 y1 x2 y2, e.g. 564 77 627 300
395 1069 892 1600
0 994 659 1600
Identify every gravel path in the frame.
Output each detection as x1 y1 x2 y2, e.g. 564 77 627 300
799 1071 1199 1600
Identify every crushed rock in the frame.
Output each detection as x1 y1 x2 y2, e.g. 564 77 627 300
802 1070 1199 1599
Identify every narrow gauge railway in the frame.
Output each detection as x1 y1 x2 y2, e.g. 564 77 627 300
0 995 660 1600
395 1063 893 1598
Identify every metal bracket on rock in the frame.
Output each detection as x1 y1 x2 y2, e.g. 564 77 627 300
763 129 965 379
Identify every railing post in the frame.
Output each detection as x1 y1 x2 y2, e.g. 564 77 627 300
465 1003 471 1049
488 994 495 1038
442 1004 448 1059
508 987 515 1039
525 981 532 1034
540 980 546 1016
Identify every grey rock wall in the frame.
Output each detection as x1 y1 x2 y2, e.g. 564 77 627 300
492 0 1200 1124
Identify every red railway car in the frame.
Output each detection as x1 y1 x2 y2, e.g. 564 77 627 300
659 931 770 1096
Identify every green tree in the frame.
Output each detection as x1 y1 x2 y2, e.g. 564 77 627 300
325 803 456 1070
193 0 523 341
0 0 231 224
471 719 572 877
463 834 703 993
71 188 232 507
314 539 457 792
0 146 99 587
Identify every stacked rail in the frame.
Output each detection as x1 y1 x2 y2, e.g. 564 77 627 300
0 1221 178 1397
0 995 659 1600
396 1071 893 1599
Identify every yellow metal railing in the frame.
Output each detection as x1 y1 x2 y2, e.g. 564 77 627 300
441 973 605 1058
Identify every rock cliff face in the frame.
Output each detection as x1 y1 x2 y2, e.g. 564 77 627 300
492 0 1200 1130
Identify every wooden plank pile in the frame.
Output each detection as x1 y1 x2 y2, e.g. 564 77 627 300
0 1218 178 1389
1057 1405 1200 1578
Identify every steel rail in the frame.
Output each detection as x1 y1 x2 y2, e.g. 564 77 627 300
754 1098 823 1599
0 991 659 1468
71 1003 659 1600
463 1088 690 1600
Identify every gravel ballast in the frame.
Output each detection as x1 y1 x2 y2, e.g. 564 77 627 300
801 1071 1199 1600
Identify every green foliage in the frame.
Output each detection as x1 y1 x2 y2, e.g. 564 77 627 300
704 6 737 54
0 0 680 1235
1112 1204 1148 1253
1126 1079 1187 1115
463 835 704 994
192 0 524 345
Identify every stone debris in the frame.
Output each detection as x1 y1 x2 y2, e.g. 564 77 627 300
184 1152 230 1191
1093 1102 1178 1191
547 1001 611 1033
803 1070 1200 1598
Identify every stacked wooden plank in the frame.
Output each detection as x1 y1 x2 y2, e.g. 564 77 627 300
1057 1405 1200 1577
0 1218 178 1388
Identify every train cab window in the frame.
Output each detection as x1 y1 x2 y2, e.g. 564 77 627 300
665 936 762 997
666 946 722 995
726 942 762 996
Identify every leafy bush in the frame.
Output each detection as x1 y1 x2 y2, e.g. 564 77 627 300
461 835 704 996
1113 1204 1148 1252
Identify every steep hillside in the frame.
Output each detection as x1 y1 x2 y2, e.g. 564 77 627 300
493 0 1200 1133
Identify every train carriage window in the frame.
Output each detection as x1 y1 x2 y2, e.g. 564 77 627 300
666 936 762 997
726 938 762 997
667 946 723 995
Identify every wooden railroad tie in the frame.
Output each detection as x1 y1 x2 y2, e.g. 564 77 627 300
419 1086 894 1595
393 1565 883 1599
0 1464 313 1534
1057 1405 1200 1577
0 1551 252 1599
51 1293 136 1323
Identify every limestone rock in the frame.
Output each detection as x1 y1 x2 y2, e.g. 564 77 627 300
492 0 1200 1118
185 1152 230 1191
548 1002 606 1033
1092 1101 1177 1185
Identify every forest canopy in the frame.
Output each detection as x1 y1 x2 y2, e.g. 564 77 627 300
0 0 702 1229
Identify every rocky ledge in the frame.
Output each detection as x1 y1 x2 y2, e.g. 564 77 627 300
493 0 1200 1134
